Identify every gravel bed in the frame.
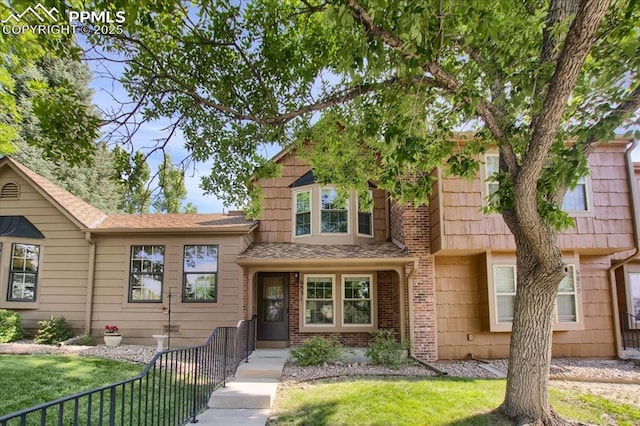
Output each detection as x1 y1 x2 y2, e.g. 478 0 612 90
0 340 157 364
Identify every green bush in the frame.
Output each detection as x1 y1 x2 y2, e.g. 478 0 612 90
290 335 342 366
34 316 74 345
365 329 410 369
0 309 24 343
74 334 96 346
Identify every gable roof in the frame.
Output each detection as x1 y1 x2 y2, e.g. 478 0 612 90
0 157 108 229
0 157 257 234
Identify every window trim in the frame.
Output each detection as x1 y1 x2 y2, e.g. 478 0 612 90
561 175 592 214
624 267 640 330
493 264 516 326
484 153 500 202
182 244 218 303
341 274 374 327
300 272 377 333
6 243 40 302
319 187 350 235
303 274 336 327
293 189 312 238
486 253 584 332
356 191 374 238
128 245 165 303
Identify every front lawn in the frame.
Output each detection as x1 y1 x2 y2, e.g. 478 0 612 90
268 377 640 425
0 354 143 416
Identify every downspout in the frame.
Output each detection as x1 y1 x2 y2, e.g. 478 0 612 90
84 232 96 335
406 259 418 357
608 139 639 359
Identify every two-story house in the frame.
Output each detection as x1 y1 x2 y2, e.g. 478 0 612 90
1 135 637 360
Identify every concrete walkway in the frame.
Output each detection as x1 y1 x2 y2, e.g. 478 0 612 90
195 349 289 425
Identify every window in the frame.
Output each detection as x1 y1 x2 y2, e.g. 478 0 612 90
557 266 577 323
304 276 335 325
491 262 580 329
485 154 500 202
357 193 373 237
295 190 311 237
7 243 39 301
183 245 218 302
562 177 588 211
320 188 348 234
129 245 164 302
627 272 640 321
494 265 516 324
343 275 372 325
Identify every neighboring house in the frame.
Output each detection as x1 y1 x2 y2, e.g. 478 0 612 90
1 136 638 361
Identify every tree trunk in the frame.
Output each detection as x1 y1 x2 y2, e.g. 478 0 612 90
498 229 569 425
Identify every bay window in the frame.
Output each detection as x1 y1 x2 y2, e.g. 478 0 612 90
320 189 348 234
295 190 311 237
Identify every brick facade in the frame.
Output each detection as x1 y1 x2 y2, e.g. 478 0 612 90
392 201 437 361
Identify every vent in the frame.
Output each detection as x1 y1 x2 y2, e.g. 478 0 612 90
0 183 19 199
162 324 181 334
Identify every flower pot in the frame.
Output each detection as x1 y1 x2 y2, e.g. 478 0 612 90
104 334 122 347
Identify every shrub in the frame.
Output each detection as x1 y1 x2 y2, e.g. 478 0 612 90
34 316 74 345
290 335 342 366
74 334 96 346
365 329 410 369
0 309 24 343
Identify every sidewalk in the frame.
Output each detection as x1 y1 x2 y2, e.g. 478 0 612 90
195 349 290 426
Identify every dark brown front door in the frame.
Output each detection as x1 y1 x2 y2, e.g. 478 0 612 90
257 273 289 341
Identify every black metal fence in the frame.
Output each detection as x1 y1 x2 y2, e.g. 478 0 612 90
0 315 257 426
620 311 639 351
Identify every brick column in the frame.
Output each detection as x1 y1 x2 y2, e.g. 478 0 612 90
392 202 437 361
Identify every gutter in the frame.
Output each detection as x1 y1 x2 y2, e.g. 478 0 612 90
84 232 96 335
608 138 639 359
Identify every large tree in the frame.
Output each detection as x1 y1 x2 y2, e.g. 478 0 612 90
93 0 639 424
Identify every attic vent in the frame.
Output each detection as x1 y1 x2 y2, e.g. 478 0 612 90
162 324 181 334
0 183 19 199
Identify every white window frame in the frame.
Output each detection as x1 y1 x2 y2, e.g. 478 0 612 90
342 274 374 327
319 187 349 235
484 153 500 203
493 265 516 325
488 255 583 332
562 176 590 212
626 271 640 329
293 189 312 238
303 275 336 327
356 191 374 238
556 265 578 323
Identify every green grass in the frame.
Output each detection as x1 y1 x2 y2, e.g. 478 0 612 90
0 354 211 425
0 354 143 416
269 377 640 426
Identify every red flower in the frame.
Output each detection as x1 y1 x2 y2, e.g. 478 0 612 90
104 325 119 334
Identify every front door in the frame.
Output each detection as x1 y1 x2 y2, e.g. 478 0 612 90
257 273 289 341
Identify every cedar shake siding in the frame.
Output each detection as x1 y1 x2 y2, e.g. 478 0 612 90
432 141 634 255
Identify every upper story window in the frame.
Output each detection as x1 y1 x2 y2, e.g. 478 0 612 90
7 243 40 301
561 177 588 211
129 245 164 302
484 153 590 212
295 190 311 237
320 188 348 234
357 193 373 237
485 154 500 202
183 245 218 302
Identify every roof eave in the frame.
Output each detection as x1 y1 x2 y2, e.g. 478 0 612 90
237 256 417 268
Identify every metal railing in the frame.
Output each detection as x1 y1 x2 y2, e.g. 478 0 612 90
620 312 640 351
0 315 257 426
